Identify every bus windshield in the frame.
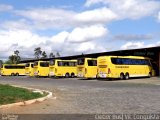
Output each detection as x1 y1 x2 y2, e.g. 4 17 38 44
25 63 30 67
49 60 55 66
40 62 49 67
87 60 97 66
31 64 34 68
34 62 38 66
78 58 85 65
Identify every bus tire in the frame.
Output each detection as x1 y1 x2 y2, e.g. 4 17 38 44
125 73 129 80
11 73 15 76
120 73 124 80
65 73 70 78
71 73 75 78
148 72 152 78
16 73 19 76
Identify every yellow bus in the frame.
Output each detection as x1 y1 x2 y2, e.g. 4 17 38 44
25 63 34 76
97 56 153 80
1 64 25 76
77 58 97 78
33 61 49 77
49 59 77 77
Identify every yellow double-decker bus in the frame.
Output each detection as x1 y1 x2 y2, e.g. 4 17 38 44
49 59 77 78
97 56 153 80
1 64 25 76
77 58 97 79
33 61 49 77
25 63 34 76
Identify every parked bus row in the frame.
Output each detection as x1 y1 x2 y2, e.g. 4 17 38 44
0 56 156 80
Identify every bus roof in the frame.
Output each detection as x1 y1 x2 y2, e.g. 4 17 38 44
98 56 150 59
2 64 25 66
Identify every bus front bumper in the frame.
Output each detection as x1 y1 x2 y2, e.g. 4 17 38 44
25 72 30 76
34 72 39 76
49 72 55 77
98 73 112 78
77 73 84 78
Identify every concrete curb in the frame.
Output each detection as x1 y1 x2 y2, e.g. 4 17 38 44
0 85 55 109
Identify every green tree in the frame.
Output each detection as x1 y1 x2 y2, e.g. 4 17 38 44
4 60 12 64
56 52 60 57
34 47 42 59
8 55 14 64
0 60 3 68
8 50 21 64
41 51 47 58
14 50 21 64
14 50 19 56
49 52 55 58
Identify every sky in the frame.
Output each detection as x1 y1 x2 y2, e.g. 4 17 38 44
0 0 160 60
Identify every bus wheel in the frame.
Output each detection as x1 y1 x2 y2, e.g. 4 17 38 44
16 73 19 76
120 73 124 80
11 73 15 76
148 72 152 78
65 73 70 78
125 73 129 80
71 73 75 78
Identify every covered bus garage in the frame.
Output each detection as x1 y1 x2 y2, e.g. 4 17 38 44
82 46 160 76
20 46 160 76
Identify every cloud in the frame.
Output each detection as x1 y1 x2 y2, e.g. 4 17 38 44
120 42 145 49
14 0 160 30
0 19 31 30
85 0 160 19
74 41 106 54
0 27 107 60
120 41 160 50
59 41 106 56
0 1 159 60
74 7 118 24
113 34 153 41
145 41 160 48
15 8 76 30
51 31 69 44
0 30 47 48
14 7 118 30
85 0 105 7
0 29 49 60
0 4 13 12
0 27 158 60
158 11 160 22
66 25 108 43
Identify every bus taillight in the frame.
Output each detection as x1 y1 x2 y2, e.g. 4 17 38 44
108 68 111 74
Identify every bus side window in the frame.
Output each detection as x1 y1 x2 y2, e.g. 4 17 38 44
145 60 151 66
58 61 63 66
69 62 75 66
78 59 85 65
40 62 49 67
111 58 116 64
64 62 69 66
116 58 122 64
87 60 97 66
31 64 34 68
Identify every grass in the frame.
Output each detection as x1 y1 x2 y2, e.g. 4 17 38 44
0 84 45 105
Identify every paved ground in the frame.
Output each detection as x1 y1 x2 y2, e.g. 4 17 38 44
0 76 160 115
